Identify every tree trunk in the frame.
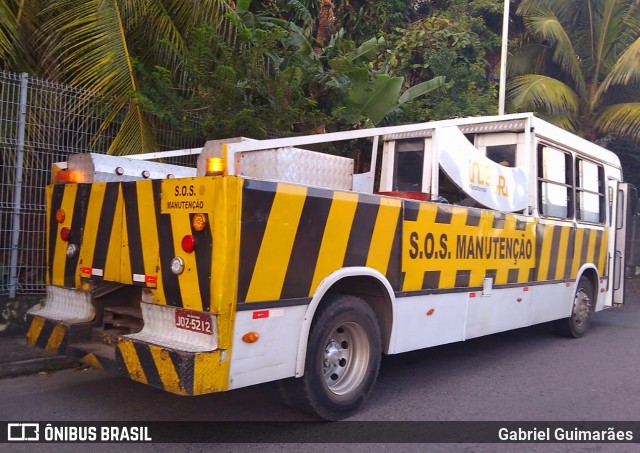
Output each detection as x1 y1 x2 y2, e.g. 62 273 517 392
316 0 336 45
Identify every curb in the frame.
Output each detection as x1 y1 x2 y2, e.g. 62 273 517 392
0 356 77 379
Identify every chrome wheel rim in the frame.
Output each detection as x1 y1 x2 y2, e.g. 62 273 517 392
322 322 370 395
573 287 591 327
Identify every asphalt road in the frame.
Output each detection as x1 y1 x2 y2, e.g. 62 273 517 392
2 281 640 452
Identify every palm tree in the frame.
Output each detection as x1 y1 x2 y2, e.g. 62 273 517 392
1 0 239 155
508 0 640 142
0 0 42 72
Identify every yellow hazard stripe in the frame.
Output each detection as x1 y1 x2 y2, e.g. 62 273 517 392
554 226 571 280
571 227 585 278
117 338 228 395
118 339 147 384
79 183 106 280
137 181 162 290
536 223 556 281
149 345 188 395
401 203 435 291
246 184 307 302
441 206 471 288
366 197 402 275
46 325 66 352
193 352 226 394
310 191 360 293
100 185 123 283
26 316 45 346
598 228 609 274
80 353 103 369
586 228 597 266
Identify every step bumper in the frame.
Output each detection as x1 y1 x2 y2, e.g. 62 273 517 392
26 313 93 355
116 336 227 395
26 314 228 396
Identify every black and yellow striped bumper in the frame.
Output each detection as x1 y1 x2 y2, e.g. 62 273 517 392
26 314 225 396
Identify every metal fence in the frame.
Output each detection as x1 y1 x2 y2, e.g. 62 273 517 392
0 71 201 298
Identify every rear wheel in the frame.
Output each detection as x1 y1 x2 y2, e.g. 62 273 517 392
280 294 382 420
555 276 594 338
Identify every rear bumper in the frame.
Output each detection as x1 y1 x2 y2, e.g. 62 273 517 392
27 314 226 395
116 336 226 395
26 286 229 396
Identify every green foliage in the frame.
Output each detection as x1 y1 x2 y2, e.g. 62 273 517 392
336 0 413 41
136 22 325 140
414 0 505 49
509 0 640 142
1 0 510 151
385 16 497 121
0 0 42 72
288 31 445 128
1 0 240 154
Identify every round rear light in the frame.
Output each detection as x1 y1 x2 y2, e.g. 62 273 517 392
192 213 207 232
60 227 71 241
66 243 79 258
181 235 197 253
171 257 185 275
56 209 66 223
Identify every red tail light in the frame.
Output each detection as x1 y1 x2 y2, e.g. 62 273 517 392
181 235 197 253
60 227 71 241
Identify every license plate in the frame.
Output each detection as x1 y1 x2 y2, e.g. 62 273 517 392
175 308 213 335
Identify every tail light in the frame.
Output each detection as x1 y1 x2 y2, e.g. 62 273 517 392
181 235 197 253
170 257 185 275
53 170 81 184
192 213 207 232
60 227 71 241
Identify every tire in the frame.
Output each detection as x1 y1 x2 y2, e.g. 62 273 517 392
280 294 382 420
555 276 594 338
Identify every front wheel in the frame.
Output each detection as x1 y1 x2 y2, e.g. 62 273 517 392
281 294 382 420
555 276 594 338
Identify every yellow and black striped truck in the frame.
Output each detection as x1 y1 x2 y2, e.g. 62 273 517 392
27 113 628 420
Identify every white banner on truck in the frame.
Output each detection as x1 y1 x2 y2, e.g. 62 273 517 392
436 126 528 212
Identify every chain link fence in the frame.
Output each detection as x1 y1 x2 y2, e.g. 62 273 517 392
0 71 201 298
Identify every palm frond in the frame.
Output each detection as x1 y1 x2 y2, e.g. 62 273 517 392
539 114 577 132
507 44 546 76
106 102 158 155
599 36 640 91
589 0 627 82
523 7 586 97
508 74 579 118
42 0 137 93
40 0 150 153
174 0 238 42
517 0 584 30
596 103 640 141
0 1 21 67
139 0 186 62
0 0 38 70
37 0 241 154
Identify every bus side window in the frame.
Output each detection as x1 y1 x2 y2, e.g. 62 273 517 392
538 144 573 219
576 158 605 223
